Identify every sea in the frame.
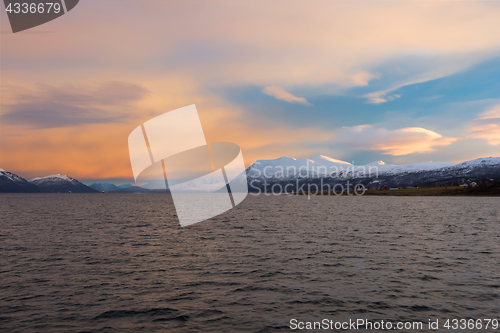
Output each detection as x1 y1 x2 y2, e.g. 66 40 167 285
1 194 499 332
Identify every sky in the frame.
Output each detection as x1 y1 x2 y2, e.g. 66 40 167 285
1 0 500 183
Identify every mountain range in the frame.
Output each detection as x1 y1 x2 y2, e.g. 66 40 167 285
0 170 97 193
1 155 500 193
241 155 500 193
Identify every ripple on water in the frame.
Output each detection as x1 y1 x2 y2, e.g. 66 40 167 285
0 194 499 332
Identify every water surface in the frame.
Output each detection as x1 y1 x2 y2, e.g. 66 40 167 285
1 194 499 332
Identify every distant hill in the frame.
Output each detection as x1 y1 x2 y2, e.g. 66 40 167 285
89 183 155 193
88 183 119 192
29 175 98 193
0 168 153 193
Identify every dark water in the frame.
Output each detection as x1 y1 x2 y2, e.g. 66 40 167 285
1 194 499 332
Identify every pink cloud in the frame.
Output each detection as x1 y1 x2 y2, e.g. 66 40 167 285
262 86 311 105
467 105 500 145
335 125 457 155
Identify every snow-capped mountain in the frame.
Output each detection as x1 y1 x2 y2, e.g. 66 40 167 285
245 155 457 180
453 157 500 169
0 169 42 193
30 175 98 193
377 161 456 175
2 156 499 194
241 155 500 192
247 155 358 180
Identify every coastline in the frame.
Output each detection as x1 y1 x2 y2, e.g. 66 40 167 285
296 185 500 197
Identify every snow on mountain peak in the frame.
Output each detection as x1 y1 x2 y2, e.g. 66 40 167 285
244 154 492 181
457 156 500 167
0 168 31 181
27 174 97 193
364 160 386 166
30 174 75 182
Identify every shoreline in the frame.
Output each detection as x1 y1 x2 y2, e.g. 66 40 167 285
294 185 500 197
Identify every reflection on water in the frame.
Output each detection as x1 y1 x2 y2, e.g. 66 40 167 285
0 194 499 332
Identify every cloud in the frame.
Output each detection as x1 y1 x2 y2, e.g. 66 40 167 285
1 82 149 128
467 104 500 145
5 1 500 89
349 71 379 86
262 86 311 105
334 125 457 155
2 1 500 177
0 101 335 179
363 91 401 104
476 104 500 120
419 95 444 102
2 103 126 128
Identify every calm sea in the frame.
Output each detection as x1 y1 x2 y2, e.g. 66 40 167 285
1 194 499 332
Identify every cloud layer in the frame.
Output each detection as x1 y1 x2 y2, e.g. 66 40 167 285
1 82 148 128
1 1 500 178
468 104 500 145
262 86 311 105
335 125 458 156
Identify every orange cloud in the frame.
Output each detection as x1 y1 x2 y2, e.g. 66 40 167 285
477 104 500 120
0 81 335 179
2 1 500 88
334 125 458 155
1 81 148 128
467 105 500 145
350 71 379 86
2 1 500 178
